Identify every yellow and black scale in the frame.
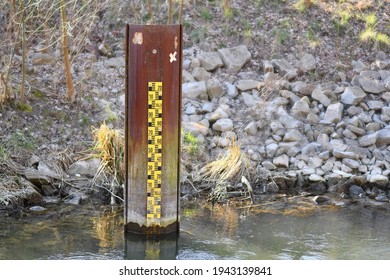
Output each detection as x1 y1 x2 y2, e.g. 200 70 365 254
146 82 163 226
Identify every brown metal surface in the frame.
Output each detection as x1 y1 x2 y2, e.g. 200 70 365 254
124 24 182 235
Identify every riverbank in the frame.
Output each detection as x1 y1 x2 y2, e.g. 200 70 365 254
1 0 390 213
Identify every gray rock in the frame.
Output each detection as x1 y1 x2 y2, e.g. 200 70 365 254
24 168 51 186
340 86 366 105
309 174 324 182
263 60 274 73
369 174 389 188
308 156 323 169
343 158 360 169
266 143 279 158
360 77 386 94
280 90 300 103
192 67 211 81
291 81 307 93
218 45 251 74
197 51 224 71
298 53 316 73
31 53 56 65
206 78 224 100
277 107 302 129
244 122 257 135
376 128 390 147
367 100 384 110
312 87 331 107
236 80 259 91
29 206 47 212
191 57 201 68
379 70 390 81
265 182 279 192
241 92 257 107
68 158 100 177
333 149 359 160
273 154 289 168
346 125 365 136
291 98 311 119
212 118 233 132
183 121 209 137
182 70 195 82
184 104 196 114
65 193 83 205
306 113 320 124
359 132 379 147
301 142 321 156
227 84 238 98
105 57 125 68
375 193 389 202
283 129 304 142
323 102 343 124
349 185 364 196
360 70 381 80
381 107 390 122
97 43 113 57
182 81 207 99
209 105 229 122
201 102 214 113
271 59 298 80
352 60 368 73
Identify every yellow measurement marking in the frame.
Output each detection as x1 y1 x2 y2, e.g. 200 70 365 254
147 82 163 226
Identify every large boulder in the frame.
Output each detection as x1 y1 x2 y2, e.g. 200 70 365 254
218 45 251 74
323 103 344 124
271 59 298 80
297 53 316 73
359 77 386 94
182 81 207 99
212 118 234 132
340 86 366 105
376 128 390 147
68 158 100 178
197 51 224 71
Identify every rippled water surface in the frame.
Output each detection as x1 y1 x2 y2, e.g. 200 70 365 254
1 201 390 260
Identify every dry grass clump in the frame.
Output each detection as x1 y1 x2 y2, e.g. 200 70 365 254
198 142 250 183
91 123 124 203
197 142 252 202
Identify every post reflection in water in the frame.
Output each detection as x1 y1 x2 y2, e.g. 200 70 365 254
124 232 179 260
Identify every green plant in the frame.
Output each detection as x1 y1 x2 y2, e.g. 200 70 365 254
293 0 314 13
16 102 33 113
359 13 390 49
201 7 213 22
190 27 208 43
242 19 252 36
183 130 198 155
273 27 290 45
105 103 118 123
7 131 36 152
305 24 320 48
333 8 352 35
0 145 8 162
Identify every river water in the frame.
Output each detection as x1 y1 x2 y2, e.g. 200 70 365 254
1 200 390 260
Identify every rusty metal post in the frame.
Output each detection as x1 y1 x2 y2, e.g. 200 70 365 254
124 24 182 235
